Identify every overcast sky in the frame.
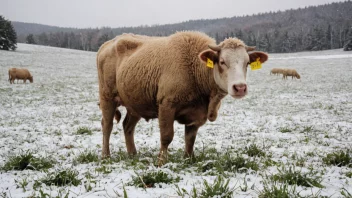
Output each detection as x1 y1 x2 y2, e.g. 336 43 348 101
1 0 346 28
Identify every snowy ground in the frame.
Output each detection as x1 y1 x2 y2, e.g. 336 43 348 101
0 44 351 197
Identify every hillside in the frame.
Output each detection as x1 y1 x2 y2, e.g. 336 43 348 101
11 1 352 53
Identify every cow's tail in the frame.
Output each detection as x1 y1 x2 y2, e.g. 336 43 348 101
8 69 11 82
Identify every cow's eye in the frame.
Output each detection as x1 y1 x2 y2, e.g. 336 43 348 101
220 60 225 65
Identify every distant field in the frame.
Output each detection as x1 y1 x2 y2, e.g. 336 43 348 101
0 44 351 197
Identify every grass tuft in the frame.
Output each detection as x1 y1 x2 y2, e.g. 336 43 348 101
76 127 92 135
271 166 323 188
322 150 352 167
176 176 235 198
244 144 266 157
346 172 352 178
76 150 99 164
221 154 259 173
2 151 54 171
341 188 352 198
130 170 180 188
279 127 292 133
34 169 81 188
200 176 235 198
259 182 298 198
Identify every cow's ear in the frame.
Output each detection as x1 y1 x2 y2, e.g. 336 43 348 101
249 51 268 63
199 49 218 63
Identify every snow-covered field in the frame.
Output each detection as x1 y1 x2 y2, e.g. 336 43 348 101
0 44 351 197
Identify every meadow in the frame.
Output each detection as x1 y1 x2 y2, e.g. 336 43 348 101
0 44 351 197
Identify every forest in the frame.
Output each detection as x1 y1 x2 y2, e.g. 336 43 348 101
13 1 352 53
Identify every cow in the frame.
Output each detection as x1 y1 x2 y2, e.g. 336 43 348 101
97 31 268 166
8 68 33 84
270 68 284 75
282 69 301 79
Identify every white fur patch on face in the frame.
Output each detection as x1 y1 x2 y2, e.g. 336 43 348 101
213 48 249 98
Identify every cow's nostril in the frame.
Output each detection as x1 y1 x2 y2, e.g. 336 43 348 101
233 85 238 92
233 84 247 93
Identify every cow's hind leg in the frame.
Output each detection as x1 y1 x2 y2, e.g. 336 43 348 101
100 100 117 158
123 112 141 155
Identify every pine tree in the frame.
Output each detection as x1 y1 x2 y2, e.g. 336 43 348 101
259 33 271 52
97 33 111 48
0 15 17 51
326 24 333 49
343 27 352 51
26 34 36 44
38 32 48 45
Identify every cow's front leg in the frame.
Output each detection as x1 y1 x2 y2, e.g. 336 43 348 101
207 91 225 122
184 125 199 158
158 104 176 167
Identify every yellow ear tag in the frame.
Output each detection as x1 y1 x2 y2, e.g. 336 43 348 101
206 58 214 68
250 57 262 71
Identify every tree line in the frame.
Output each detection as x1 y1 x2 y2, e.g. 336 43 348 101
13 1 352 52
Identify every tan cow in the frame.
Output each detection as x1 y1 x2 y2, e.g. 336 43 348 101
270 68 284 75
8 68 33 84
97 32 268 166
282 69 300 79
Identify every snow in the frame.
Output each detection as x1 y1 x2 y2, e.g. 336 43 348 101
0 44 351 197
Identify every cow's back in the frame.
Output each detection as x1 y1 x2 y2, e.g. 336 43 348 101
16 68 30 79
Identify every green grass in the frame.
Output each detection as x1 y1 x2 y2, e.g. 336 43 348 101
176 176 236 198
271 166 323 188
76 150 99 164
129 170 180 188
341 188 352 198
76 127 92 135
34 169 81 188
258 182 298 198
279 127 292 133
301 126 314 133
346 172 352 178
244 144 266 157
166 148 259 174
200 176 235 198
100 148 156 170
322 150 352 167
15 178 29 192
2 151 55 171
198 152 259 174
95 165 112 174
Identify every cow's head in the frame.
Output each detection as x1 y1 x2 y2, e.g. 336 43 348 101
199 38 268 98
29 76 33 83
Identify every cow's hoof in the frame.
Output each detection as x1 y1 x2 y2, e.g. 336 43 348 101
157 151 168 167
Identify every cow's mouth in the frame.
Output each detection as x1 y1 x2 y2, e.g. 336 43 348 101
230 93 247 99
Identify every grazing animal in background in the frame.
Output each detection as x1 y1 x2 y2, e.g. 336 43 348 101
97 31 268 166
8 68 33 84
270 68 284 75
282 69 300 79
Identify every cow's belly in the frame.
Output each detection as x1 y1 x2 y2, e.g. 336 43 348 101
125 104 158 120
175 104 208 126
